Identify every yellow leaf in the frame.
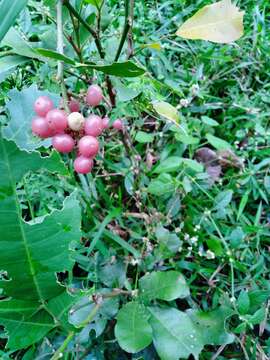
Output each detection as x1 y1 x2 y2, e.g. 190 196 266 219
176 0 244 44
141 43 162 51
153 101 179 123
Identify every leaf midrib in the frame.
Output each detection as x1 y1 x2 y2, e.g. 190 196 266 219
149 309 194 355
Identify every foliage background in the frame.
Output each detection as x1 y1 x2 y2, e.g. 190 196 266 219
0 0 270 359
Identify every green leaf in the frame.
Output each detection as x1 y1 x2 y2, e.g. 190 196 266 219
114 79 141 102
155 226 182 258
201 116 219 127
148 174 175 196
115 302 153 353
206 237 223 256
3 84 60 151
135 131 154 143
175 133 199 145
79 61 145 78
248 308 265 325
154 156 182 173
182 159 203 172
0 137 80 349
153 101 179 123
2 28 45 61
148 306 234 360
35 48 76 65
148 307 204 360
214 190 233 210
35 49 145 77
187 306 235 345
0 55 28 82
0 0 28 42
237 290 250 315
139 271 189 301
0 303 55 350
84 0 103 7
176 0 244 44
206 133 231 150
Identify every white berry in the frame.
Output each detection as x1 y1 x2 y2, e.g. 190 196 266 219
68 112 85 131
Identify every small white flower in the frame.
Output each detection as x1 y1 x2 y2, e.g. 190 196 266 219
191 84 200 96
206 250 215 259
190 236 198 244
179 98 190 108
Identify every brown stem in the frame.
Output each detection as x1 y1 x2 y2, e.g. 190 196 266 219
106 76 116 107
127 0 135 59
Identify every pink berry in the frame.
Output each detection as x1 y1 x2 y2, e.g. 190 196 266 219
46 109 68 133
74 156 93 174
102 116 110 129
52 134 75 153
78 136 99 158
32 117 52 138
86 85 103 107
84 115 103 137
34 96 54 117
113 119 123 131
69 98 80 113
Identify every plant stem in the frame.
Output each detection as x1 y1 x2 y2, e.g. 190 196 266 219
63 0 105 59
127 0 134 59
114 0 129 61
51 302 101 359
56 0 69 113
51 331 75 360
78 302 102 328
70 11 83 62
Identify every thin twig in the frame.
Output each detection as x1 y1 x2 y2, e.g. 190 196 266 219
63 0 105 59
127 0 135 59
69 12 83 62
56 0 69 112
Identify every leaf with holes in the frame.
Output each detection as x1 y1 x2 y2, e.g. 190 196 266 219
0 137 80 350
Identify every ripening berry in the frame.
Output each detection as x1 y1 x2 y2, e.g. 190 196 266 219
113 119 123 131
74 156 94 174
68 112 85 131
34 96 54 117
102 116 110 129
32 117 52 138
78 136 99 157
68 98 80 112
86 85 103 107
46 109 68 133
84 115 103 137
52 134 75 153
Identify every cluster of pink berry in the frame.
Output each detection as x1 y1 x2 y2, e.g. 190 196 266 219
32 85 123 174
